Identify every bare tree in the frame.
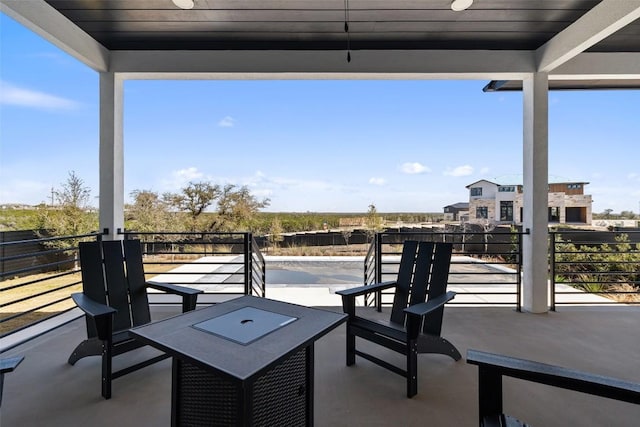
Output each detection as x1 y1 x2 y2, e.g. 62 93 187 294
36 171 97 267
127 190 174 233
341 229 352 247
481 219 496 255
37 171 95 237
164 181 221 231
55 170 91 209
267 217 284 250
364 203 384 242
212 184 270 231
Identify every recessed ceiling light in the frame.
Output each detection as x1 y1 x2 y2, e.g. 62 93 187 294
451 0 473 12
172 0 195 10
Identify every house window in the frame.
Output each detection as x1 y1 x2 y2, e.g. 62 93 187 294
476 206 488 219
567 184 582 189
549 206 560 222
498 186 515 192
500 201 513 222
470 187 482 196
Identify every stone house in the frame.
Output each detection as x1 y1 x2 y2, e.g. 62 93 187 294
443 202 469 222
466 179 592 225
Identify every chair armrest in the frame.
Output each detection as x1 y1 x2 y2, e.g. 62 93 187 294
404 291 456 317
146 280 203 297
0 356 24 374
72 293 117 318
467 349 640 405
146 280 202 312
335 281 397 298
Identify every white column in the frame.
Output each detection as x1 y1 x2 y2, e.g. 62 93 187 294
522 72 549 313
98 72 124 241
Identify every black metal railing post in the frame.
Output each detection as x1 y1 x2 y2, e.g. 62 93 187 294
516 230 523 312
375 233 383 311
244 233 251 296
549 232 557 311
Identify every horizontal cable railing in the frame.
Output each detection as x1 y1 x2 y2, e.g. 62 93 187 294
120 230 266 300
5 227 639 338
368 229 525 311
1 230 266 338
550 230 640 309
1 231 103 337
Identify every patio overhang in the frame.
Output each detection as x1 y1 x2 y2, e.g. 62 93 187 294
484 77 640 91
2 0 640 313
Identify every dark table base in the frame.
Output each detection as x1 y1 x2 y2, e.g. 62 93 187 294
172 347 313 426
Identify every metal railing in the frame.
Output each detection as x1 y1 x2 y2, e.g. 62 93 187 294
550 230 640 309
1 230 266 338
1 231 103 337
364 230 525 311
120 230 266 299
5 227 639 338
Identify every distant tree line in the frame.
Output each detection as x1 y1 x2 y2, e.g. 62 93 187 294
0 172 444 237
593 209 637 220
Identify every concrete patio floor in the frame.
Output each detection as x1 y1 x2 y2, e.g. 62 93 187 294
2 304 640 426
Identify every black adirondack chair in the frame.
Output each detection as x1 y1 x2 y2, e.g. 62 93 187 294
336 240 461 397
467 349 640 427
68 239 203 399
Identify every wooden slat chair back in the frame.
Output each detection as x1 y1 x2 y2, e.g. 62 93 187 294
422 241 453 337
337 240 460 397
80 240 152 336
389 240 432 326
68 239 202 399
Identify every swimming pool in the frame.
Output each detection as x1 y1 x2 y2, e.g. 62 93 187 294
265 259 363 285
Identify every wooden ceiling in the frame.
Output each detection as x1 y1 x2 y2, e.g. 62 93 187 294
41 0 639 52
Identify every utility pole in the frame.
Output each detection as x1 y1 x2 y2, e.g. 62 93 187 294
51 187 55 207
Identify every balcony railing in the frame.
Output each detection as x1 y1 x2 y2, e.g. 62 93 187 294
364 230 525 311
0 231 102 336
550 229 640 310
1 230 265 338
3 228 639 339
120 230 266 299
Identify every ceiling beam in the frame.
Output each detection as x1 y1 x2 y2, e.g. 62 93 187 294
552 52 640 79
112 49 534 80
0 0 109 72
535 0 640 73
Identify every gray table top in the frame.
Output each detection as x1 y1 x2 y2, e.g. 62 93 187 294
130 295 346 382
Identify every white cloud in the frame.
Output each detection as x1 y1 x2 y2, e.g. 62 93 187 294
161 167 205 190
369 177 386 186
0 80 79 110
627 172 639 181
480 167 490 175
444 165 474 177
218 116 235 127
400 162 430 174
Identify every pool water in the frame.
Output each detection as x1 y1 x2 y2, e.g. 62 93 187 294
265 260 363 285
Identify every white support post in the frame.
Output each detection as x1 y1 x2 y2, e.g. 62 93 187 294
522 73 549 313
98 72 124 241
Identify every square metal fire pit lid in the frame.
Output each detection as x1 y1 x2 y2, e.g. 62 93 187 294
192 306 297 345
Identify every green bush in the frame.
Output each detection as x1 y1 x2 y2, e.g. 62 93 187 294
554 234 640 293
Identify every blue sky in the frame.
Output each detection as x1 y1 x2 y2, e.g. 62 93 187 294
1 13 639 213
